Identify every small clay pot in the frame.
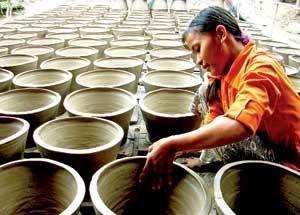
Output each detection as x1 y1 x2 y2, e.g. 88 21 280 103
0 158 85 214
76 69 136 93
68 38 108 57
288 55 300 68
64 87 136 142
147 57 195 73
272 47 300 65
0 88 61 147
0 54 38 75
140 88 201 142
13 69 72 115
150 48 191 60
18 27 47 38
0 68 14 92
0 38 25 53
27 38 65 50
143 70 202 92
34 116 123 185
104 47 147 61
0 116 29 164
11 45 54 67
46 32 80 46
40 56 91 91
214 160 300 215
56 46 99 61
110 39 148 49
90 156 211 215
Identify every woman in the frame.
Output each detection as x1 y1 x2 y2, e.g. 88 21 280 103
139 6 300 190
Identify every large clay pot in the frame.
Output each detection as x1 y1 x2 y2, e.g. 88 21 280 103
214 160 300 215
150 39 184 49
76 69 136 93
0 88 61 148
46 32 80 46
27 38 65 50
289 55 300 68
81 34 115 43
105 47 147 61
151 0 168 10
13 69 72 115
0 38 25 53
11 45 54 67
0 158 85 214
257 40 288 51
0 116 29 164
94 57 144 93
150 48 191 60
34 116 123 185
68 38 108 57
143 70 201 92
18 27 47 38
110 39 148 49
272 47 300 65
90 156 211 215
0 54 38 75
140 88 201 142
0 68 13 92
64 87 136 142
40 56 91 91
56 46 99 61
147 57 195 73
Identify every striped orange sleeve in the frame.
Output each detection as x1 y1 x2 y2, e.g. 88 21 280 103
203 100 224 125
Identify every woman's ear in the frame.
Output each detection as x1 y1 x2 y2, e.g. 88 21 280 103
215 25 227 43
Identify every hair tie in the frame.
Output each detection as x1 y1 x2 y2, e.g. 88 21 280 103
241 31 250 45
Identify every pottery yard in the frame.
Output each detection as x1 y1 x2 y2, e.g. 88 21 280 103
0 0 299 214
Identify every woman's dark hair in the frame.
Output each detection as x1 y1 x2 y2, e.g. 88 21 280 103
182 6 247 104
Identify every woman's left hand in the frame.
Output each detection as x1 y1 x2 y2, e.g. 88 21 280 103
139 137 176 190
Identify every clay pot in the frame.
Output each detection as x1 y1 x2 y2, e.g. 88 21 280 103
96 19 121 26
76 69 136 93
131 0 149 10
79 27 111 35
40 57 91 91
285 65 299 77
258 40 288 51
64 87 136 142
151 0 168 10
81 33 115 43
153 33 182 41
13 69 72 115
48 27 78 34
4 33 38 42
112 27 144 36
143 70 201 92
27 38 65 50
0 68 13 92
0 88 61 147
288 55 300 68
150 48 191 60
18 27 47 38
147 57 195 73
272 47 300 64
94 57 144 93
61 23 87 29
145 29 174 37
34 116 123 185
104 47 147 61
46 32 80 46
0 158 85 214
0 54 38 75
250 35 271 42
0 27 16 35
109 0 128 10
68 38 108 57
214 160 300 215
110 39 148 49
11 45 54 67
0 38 25 53
150 39 184 49
90 156 211 215
0 47 8 56
56 46 99 61
140 88 201 142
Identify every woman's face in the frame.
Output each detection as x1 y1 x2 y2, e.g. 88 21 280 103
185 31 229 77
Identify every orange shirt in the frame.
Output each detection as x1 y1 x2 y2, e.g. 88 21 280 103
204 42 300 171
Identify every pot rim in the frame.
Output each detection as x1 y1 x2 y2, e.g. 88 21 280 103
33 116 124 154
147 57 196 71
104 46 147 57
0 68 14 83
0 116 29 145
27 37 65 45
94 56 144 69
0 38 25 46
64 87 137 118
11 45 55 56
0 54 38 67
0 158 85 215
139 88 196 118
289 54 300 62
40 56 91 71
0 88 61 115
110 39 148 46
149 48 191 58
68 38 108 46
214 160 300 215
13 68 72 88
55 46 99 57
90 156 211 215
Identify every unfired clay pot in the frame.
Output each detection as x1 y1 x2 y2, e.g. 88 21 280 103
46 32 80 46
81 34 115 43
0 47 8 56
79 27 111 35
112 27 144 36
110 39 148 49
150 48 191 60
131 0 149 11
145 29 175 37
143 70 202 92
40 56 91 91
0 68 13 92
4 33 38 42
48 27 77 34
13 69 72 115
140 88 201 142
18 27 47 38
90 156 211 215
147 57 195 73
68 38 108 57
0 38 25 53
258 40 288 51
288 55 300 68
27 38 65 50
0 88 61 147
151 0 168 10
64 87 136 142
56 46 99 61
0 27 16 35
11 45 54 67
214 160 300 215
0 116 29 164
94 57 144 93
153 33 182 41
284 65 299 77
272 47 300 64
0 54 38 75
34 116 123 185
150 39 184 49
104 47 147 61
0 158 85 214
